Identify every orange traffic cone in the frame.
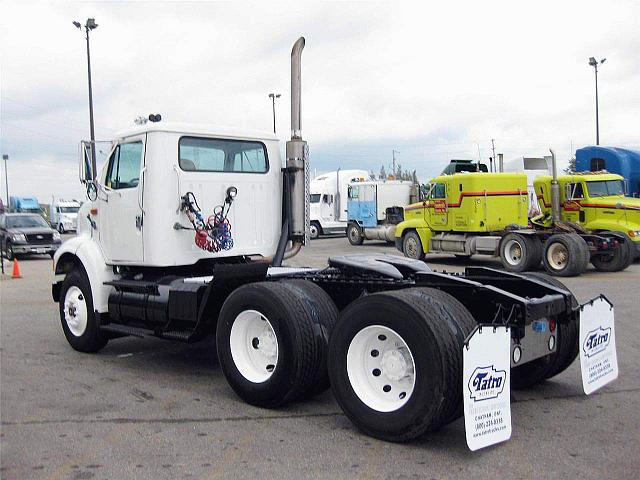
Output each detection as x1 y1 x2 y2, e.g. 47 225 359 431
11 258 22 278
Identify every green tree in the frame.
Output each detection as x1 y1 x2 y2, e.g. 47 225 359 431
564 155 576 174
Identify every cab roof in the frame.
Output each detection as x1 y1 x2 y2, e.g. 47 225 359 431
115 122 279 142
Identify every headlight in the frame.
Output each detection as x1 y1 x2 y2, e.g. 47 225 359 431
11 233 26 243
628 230 640 238
53 231 61 241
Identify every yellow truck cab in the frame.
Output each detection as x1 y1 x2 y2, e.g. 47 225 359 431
395 172 529 259
534 172 640 256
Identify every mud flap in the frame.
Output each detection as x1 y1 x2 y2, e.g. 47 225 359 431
579 295 618 395
463 325 512 451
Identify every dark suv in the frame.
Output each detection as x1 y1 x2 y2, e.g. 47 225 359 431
0 213 62 260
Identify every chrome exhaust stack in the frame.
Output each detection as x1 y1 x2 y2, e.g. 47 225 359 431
549 148 561 224
272 37 308 265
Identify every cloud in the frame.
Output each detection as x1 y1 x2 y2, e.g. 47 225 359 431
1 0 639 203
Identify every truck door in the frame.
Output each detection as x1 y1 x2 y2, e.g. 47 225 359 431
562 181 585 224
428 182 448 227
320 194 334 223
99 137 145 263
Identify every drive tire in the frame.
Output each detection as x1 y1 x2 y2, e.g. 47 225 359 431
402 230 425 261
347 222 364 246
216 282 322 408
328 290 461 442
511 273 579 389
59 269 108 353
542 233 589 277
278 279 338 396
401 287 476 426
591 232 634 272
499 233 542 272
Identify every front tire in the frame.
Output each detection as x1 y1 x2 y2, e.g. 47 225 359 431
309 221 321 240
4 242 14 261
402 230 425 261
347 222 364 246
59 269 108 353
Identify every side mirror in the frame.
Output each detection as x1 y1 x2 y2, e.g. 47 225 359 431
565 184 572 200
79 141 95 184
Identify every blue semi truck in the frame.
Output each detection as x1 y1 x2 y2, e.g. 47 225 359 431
576 146 640 197
9 196 42 214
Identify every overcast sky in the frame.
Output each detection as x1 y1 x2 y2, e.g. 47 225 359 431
1 0 639 203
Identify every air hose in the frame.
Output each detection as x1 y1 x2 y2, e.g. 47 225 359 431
181 191 234 253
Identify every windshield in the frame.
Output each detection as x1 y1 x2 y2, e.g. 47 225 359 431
7 215 49 228
586 180 625 197
59 207 79 213
310 194 321 204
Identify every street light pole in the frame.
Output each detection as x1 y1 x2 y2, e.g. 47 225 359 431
589 56 606 145
74 18 99 176
2 154 8 208
268 93 281 134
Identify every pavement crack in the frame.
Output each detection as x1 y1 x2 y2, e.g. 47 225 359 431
1 411 345 427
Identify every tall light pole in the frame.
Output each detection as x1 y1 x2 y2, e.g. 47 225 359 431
73 18 99 176
2 154 8 208
268 93 281 134
588 56 606 145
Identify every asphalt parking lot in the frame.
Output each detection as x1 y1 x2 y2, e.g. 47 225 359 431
1 236 639 480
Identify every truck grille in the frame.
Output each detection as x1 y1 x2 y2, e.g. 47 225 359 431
25 233 53 244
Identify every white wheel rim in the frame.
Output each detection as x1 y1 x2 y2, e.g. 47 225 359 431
504 239 523 266
349 226 359 242
229 310 279 383
309 224 318 238
347 325 416 412
547 243 568 270
64 286 88 337
405 237 418 258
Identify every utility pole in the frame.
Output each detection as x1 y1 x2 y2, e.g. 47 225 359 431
2 154 8 208
588 57 606 145
268 93 281 134
392 149 399 177
491 139 496 172
73 18 99 176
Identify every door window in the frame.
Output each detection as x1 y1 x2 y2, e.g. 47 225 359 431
567 183 585 200
105 142 143 189
429 183 446 199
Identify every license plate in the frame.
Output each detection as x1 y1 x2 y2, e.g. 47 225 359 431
36 248 46 254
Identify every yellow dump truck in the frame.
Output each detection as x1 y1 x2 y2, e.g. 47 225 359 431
395 155 635 276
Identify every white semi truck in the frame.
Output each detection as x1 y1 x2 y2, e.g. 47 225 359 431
309 169 368 238
50 199 81 233
52 38 614 446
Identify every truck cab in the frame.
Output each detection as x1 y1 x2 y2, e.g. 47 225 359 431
534 172 640 255
309 169 367 238
50 200 81 233
76 123 283 267
395 172 529 258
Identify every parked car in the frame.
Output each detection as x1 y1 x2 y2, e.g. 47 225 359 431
0 213 62 260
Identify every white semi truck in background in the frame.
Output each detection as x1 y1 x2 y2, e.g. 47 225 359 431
51 37 614 447
309 169 368 238
50 199 82 233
